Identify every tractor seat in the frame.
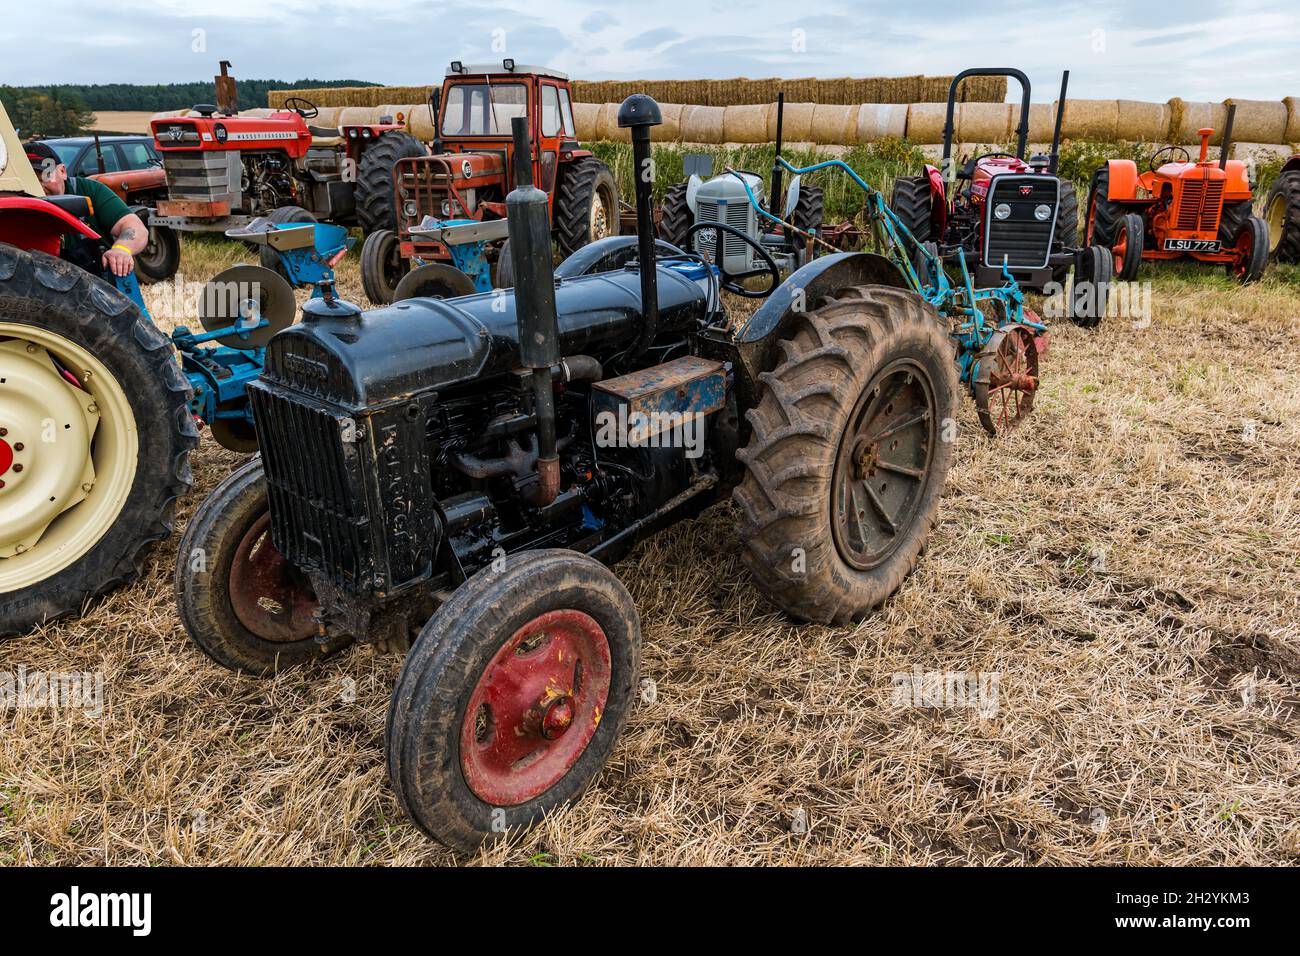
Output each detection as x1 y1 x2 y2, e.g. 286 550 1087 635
308 124 340 138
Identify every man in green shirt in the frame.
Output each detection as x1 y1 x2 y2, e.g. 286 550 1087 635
23 140 148 278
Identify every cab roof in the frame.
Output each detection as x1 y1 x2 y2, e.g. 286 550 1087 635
445 63 569 81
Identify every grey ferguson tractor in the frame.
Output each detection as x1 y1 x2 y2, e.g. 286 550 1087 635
174 96 961 850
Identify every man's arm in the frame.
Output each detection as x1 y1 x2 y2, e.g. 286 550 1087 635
104 212 148 277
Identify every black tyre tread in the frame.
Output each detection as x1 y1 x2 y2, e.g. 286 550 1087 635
0 246 196 637
1231 216 1269 284
1069 245 1113 328
1217 199 1253 247
386 549 640 851
790 183 825 235
1052 181 1079 284
889 176 934 243
658 182 691 249
355 131 426 234
732 285 957 625
1115 213 1144 282
135 223 181 284
259 204 315 275
554 158 620 255
1265 170 1300 262
1086 168 1123 246
173 458 344 674
359 228 403 305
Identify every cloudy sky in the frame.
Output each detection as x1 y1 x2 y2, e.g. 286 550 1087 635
2 0 1297 102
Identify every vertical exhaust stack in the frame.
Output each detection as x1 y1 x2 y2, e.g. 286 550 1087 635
617 94 663 364
506 116 562 505
1219 104 1237 171
1049 71 1069 175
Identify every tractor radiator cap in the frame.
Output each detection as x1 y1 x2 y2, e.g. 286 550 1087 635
618 94 662 128
302 293 363 324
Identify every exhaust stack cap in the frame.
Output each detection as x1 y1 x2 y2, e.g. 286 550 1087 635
618 94 662 129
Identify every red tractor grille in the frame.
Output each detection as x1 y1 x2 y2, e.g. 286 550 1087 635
1176 178 1224 232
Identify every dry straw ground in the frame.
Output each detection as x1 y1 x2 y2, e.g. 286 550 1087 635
2 238 1298 866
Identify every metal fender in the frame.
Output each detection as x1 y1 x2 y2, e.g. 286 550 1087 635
1104 160 1140 201
555 235 685 278
0 196 101 257
925 164 948 236
1283 155 1300 176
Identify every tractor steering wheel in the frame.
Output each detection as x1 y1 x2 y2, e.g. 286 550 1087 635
283 97 319 119
684 221 781 298
1149 145 1190 172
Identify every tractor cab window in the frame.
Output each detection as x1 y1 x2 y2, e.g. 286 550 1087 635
558 89 576 138
441 83 528 136
540 85 566 137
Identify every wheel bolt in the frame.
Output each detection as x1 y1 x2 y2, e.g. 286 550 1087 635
87 404 98 414
12 464 22 473
12 443 22 451
25 344 35 353
14 544 26 553
81 482 93 492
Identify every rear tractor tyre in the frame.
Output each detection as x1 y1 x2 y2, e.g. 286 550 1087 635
387 549 640 851
1112 213 1144 282
555 158 620 255
1264 171 1300 263
657 182 692 250
788 183 825 260
174 459 342 675
0 247 196 637
1084 167 1123 246
355 131 427 235
1227 216 1269 284
733 284 958 625
1051 181 1079 286
359 228 407 305
889 176 935 243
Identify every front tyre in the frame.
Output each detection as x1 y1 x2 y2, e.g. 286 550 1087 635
733 284 958 624
1227 215 1269 284
174 459 339 674
0 248 195 636
387 549 640 851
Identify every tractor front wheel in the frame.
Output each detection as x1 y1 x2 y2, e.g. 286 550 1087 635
1227 216 1269 284
174 459 340 674
555 158 620 255
0 247 195 637
1112 213 1144 282
134 220 181 284
658 182 691 249
359 228 408 305
889 176 935 243
1265 171 1300 263
734 284 957 624
1068 245 1113 328
387 549 640 851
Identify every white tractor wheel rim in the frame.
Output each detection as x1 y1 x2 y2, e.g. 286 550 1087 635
1266 192 1285 254
0 322 137 593
590 188 610 240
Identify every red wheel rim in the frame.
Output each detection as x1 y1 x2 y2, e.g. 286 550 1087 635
228 512 319 642
1233 227 1254 276
987 327 1038 432
460 609 612 807
1112 224 1128 274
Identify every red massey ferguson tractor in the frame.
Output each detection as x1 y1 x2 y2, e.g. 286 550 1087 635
0 101 195 636
890 68 1112 324
149 62 425 275
359 62 620 304
1084 105 1269 283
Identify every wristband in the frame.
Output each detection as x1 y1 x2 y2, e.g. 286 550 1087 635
111 244 133 255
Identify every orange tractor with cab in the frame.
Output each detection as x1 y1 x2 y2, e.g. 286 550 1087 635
1083 105 1268 283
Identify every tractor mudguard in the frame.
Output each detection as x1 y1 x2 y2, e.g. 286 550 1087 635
1103 160 1141 201
924 164 948 236
0 196 101 257
1221 160 1252 197
555 235 686 278
733 252 907 345
1283 155 1300 176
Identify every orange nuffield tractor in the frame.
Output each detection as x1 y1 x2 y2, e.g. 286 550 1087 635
1083 105 1268 283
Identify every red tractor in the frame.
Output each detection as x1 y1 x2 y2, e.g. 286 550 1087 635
1265 153 1300 264
1084 105 1268 283
149 62 425 275
360 61 620 304
0 100 194 636
889 68 1110 318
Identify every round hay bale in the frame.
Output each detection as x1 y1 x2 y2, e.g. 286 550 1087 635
1026 103 1060 142
906 102 947 143
681 106 724 143
404 107 437 142
778 102 814 143
1115 100 1169 142
653 103 685 142
311 106 341 127
809 105 857 145
1063 100 1118 141
1286 96 1300 144
856 104 908 141
724 104 770 144
957 103 1013 143
1223 99 1289 145
573 102 601 140
337 106 376 128
1171 101 1228 143
602 103 630 142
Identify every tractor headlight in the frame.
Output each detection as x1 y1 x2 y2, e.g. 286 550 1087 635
441 200 451 216
348 129 358 138
1034 203 1052 221
994 203 1011 220
361 128 372 139
403 200 418 218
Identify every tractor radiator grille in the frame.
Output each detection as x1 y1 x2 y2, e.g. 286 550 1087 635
1176 178 1224 232
248 383 369 591
695 199 755 271
983 175 1058 269
161 150 241 206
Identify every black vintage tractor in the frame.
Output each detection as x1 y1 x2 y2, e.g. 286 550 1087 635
174 96 961 851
